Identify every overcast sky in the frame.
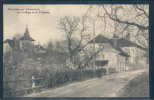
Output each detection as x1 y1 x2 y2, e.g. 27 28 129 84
4 4 148 45
4 4 117 45
3 5 92 44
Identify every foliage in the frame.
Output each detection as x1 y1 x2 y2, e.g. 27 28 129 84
4 68 107 97
38 68 107 88
86 5 149 48
118 72 149 97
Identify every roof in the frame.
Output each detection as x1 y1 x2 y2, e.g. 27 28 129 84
89 34 146 51
89 34 110 43
119 51 130 57
20 27 35 41
4 39 10 43
4 39 19 49
35 45 46 51
89 34 130 57
95 60 109 67
4 39 13 47
114 38 146 51
89 34 146 57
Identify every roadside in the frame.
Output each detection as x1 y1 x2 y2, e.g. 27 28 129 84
25 69 147 97
117 69 149 97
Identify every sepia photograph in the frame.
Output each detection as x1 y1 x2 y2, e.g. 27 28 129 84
3 4 149 98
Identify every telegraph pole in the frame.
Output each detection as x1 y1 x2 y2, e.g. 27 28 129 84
93 20 95 69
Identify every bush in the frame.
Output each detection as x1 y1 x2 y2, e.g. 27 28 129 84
4 68 107 97
38 68 107 88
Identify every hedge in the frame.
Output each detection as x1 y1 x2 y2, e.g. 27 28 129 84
39 68 107 88
4 68 107 98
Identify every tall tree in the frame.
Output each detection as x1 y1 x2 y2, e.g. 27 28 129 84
86 5 149 48
58 16 90 69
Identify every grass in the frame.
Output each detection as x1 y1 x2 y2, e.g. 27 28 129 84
118 72 149 97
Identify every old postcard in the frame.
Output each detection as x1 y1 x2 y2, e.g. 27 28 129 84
3 4 149 98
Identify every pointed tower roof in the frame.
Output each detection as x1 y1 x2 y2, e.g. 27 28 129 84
20 26 35 41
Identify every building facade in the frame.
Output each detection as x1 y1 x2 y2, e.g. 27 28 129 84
89 33 147 73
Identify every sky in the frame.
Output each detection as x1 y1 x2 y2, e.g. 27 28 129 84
3 5 92 45
4 4 148 45
4 4 117 45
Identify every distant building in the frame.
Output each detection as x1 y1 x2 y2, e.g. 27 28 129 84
3 37 20 51
3 38 21 63
3 26 35 52
3 26 46 61
112 33 147 65
3 39 13 54
34 43 46 54
89 33 147 73
19 26 35 51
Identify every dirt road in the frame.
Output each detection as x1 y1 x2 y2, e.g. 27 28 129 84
25 69 146 97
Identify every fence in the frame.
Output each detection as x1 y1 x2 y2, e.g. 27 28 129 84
3 76 47 98
4 68 107 98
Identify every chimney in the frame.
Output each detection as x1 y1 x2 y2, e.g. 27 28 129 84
13 38 17 49
126 33 130 40
113 34 119 47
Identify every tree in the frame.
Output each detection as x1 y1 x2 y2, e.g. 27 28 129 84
58 16 90 69
85 5 149 64
13 33 23 40
86 5 149 48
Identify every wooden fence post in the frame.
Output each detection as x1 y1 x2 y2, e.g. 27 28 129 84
32 76 35 88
